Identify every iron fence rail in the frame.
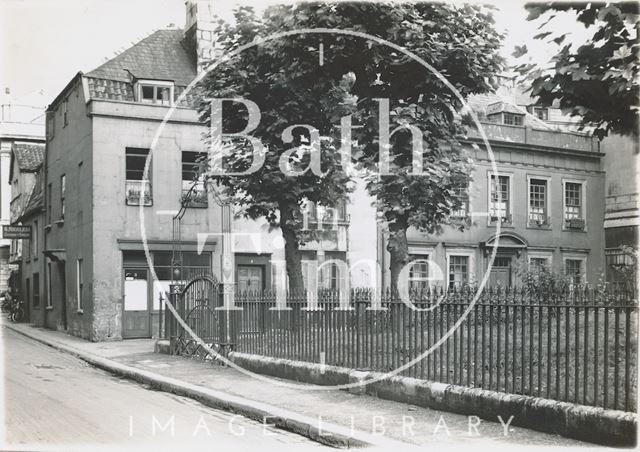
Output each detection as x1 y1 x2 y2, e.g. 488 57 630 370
168 286 638 412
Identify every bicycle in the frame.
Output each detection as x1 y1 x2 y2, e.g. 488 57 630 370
8 300 24 322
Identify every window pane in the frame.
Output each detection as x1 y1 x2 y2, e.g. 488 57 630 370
125 148 150 181
409 255 429 290
182 151 206 181
156 87 170 105
451 178 468 218
449 256 468 289
564 182 582 219
141 85 154 101
565 259 583 284
490 175 510 220
530 257 548 271
529 179 547 222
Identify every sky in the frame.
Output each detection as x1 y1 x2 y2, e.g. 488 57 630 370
0 0 588 113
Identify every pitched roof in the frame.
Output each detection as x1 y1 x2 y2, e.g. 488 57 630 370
86 29 196 86
12 142 45 172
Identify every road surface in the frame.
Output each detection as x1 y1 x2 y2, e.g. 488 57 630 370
2 327 324 451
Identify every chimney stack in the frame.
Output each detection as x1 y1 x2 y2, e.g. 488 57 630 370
183 0 218 73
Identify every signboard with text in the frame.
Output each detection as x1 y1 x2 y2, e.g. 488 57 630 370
2 225 31 239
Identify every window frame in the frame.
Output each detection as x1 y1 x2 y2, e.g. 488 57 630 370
408 253 430 291
563 255 587 286
451 177 471 220
562 178 587 231
62 99 68 127
487 171 513 225
533 107 548 121
135 80 174 106
59 174 66 220
527 251 553 272
125 148 152 206
503 112 524 126
527 175 551 227
446 250 475 290
181 151 208 208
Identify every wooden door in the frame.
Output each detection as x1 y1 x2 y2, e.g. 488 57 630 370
123 268 150 338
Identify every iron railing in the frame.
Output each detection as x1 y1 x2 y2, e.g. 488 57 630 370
168 286 638 412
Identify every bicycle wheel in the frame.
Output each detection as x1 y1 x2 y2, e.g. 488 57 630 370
11 307 24 322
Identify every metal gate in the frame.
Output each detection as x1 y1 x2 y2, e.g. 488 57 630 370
166 274 233 362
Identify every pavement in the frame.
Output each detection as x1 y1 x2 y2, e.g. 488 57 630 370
3 326 321 452
4 321 605 451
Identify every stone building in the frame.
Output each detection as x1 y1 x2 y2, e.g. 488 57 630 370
40 0 350 340
601 134 639 289
42 23 227 340
378 105 606 290
8 142 45 325
38 1 610 341
0 89 45 293
14 166 45 325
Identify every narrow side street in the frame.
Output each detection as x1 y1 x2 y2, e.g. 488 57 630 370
2 327 322 451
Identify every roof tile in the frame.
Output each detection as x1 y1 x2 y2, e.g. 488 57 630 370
12 142 45 172
86 29 196 86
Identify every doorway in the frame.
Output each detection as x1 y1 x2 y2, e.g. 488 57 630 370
123 268 150 338
489 256 512 288
237 265 264 293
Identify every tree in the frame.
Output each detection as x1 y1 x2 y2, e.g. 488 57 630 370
198 6 358 292
325 2 503 288
199 2 502 291
516 2 639 138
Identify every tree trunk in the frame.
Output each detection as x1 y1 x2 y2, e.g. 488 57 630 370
279 202 305 293
387 215 410 291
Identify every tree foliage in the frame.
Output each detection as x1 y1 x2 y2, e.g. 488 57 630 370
516 2 639 138
198 2 503 291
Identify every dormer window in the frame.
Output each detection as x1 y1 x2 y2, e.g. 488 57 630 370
135 80 174 106
528 106 549 121
502 113 523 126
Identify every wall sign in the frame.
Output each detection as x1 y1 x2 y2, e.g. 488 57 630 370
2 225 31 239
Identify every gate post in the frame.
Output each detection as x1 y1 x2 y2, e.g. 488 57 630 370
167 284 182 342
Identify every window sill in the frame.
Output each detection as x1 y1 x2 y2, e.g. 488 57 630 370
55 219 64 226
76 309 84 315
562 228 588 233
487 222 514 229
527 224 552 230
45 306 54 311
125 201 153 207
44 224 52 231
